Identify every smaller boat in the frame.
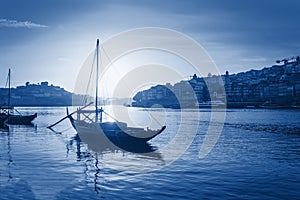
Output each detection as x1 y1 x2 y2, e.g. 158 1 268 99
3 111 37 125
0 69 37 126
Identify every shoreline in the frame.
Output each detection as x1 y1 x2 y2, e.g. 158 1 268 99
11 105 296 109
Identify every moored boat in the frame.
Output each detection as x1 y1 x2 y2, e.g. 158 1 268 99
69 111 165 144
4 113 37 125
67 39 166 147
0 69 37 126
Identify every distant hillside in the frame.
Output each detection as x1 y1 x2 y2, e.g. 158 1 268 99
132 57 300 108
0 81 72 106
0 81 133 107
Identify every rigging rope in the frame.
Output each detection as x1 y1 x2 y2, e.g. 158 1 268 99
99 44 108 107
3 69 23 115
82 49 97 105
102 110 119 122
101 47 164 127
5 73 9 88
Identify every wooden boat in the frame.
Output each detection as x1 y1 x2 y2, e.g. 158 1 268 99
68 39 166 146
0 69 37 126
0 111 36 129
69 112 165 145
4 112 37 125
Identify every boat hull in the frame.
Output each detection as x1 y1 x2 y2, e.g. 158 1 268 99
4 113 37 125
73 120 165 153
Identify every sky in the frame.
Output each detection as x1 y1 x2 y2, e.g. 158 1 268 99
1 0 300 93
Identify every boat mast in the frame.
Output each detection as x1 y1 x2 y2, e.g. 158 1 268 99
8 69 11 114
95 39 99 122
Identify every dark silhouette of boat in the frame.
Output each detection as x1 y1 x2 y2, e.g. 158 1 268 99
3 112 37 125
50 39 166 146
69 112 165 146
0 69 37 126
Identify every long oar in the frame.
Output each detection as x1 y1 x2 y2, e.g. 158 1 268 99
47 102 93 129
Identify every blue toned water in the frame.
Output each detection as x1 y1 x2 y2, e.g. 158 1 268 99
0 107 300 199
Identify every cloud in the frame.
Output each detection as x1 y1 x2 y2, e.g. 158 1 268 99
0 18 48 28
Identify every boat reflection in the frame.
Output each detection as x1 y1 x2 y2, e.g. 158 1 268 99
67 132 164 162
0 124 9 131
0 129 14 184
77 130 163 159
66 132 164 194
0 123 36 132
7 131 13 182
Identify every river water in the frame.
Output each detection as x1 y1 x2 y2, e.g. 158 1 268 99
0 107 299 199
